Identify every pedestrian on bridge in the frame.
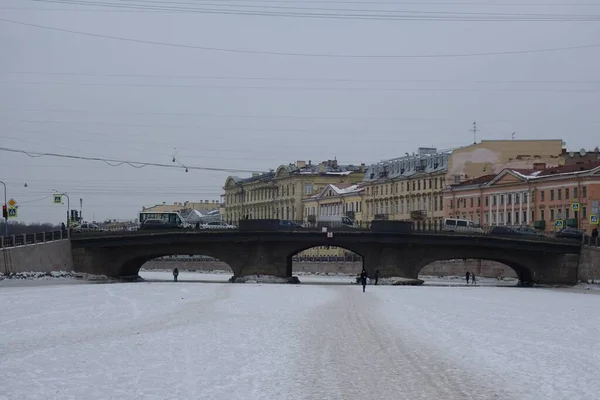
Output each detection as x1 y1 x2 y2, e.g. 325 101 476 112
360 270 368 293
173 268 179 282
465 271 470 285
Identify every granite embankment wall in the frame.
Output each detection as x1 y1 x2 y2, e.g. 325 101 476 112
142 259 519 278
578 246 600 283
0 240 73 275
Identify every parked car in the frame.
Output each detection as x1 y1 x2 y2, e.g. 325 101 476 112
279 220 305 230
555 228 583 240
199 221 237 230
73 223 103 233
443 218 484 233
489 226 519 235
140 219 177 230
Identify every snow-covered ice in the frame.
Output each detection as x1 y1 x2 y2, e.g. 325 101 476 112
1 272 600 399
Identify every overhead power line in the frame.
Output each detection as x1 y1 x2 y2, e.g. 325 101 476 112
3 80 600 92
5 109 600 125
21 0 600 21
26 0 600 6
2 17 600 58
3 71 600 84
0 146 265 174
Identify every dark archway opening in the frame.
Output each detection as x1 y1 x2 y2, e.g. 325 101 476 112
417 258 531 286
138 254 234 282
290 246 364 282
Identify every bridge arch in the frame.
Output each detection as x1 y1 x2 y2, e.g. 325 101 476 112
100 244 241 279
287 244 365 277
138 253 234 279
413 253 536 285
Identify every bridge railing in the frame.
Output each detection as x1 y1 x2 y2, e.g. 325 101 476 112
69 220 575 243
0 230 69 249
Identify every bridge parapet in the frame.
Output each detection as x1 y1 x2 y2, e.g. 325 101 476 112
1 230 69 249
71 220 570 245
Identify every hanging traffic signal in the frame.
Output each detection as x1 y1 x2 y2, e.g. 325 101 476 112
2 205 7 219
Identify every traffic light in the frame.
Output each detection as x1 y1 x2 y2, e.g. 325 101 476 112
2 205 7 219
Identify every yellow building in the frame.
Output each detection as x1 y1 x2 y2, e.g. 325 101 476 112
300 183 365 258
362 148 449 229
142 200 220 214
223 159 365 223
446 139 564 186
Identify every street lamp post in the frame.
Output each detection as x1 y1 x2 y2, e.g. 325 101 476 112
0 180 7 237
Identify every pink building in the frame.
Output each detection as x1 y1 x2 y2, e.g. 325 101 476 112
444 162 600 233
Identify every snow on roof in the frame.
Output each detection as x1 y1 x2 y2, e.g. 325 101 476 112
331 183 364 195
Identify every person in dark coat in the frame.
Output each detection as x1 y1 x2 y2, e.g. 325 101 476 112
471 271 476 285
465 271 470 285
592 228 599 239
360 270 368 292
173 268 179 282
374 270 380 285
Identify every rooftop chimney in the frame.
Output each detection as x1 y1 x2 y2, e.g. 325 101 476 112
296 160 306 168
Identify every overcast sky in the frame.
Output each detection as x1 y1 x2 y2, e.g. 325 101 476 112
1 0 599 224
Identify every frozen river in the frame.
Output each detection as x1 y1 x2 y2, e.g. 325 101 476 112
1 272 599 400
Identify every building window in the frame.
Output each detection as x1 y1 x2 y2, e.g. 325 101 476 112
485 214 489 224
583 206 587 218
470 198 474 207
541 191 545 202
507 194 512 205
485 196 489 206
477 197 481 207
550 209 554 220
515 193 520 204
557 189 562 200
583 186 587 197
531 210 534 222
500 195 504 205
450 200 454 209
541 209 545 220
565 188 569 199
454 175 461 184
305 184 312 195
524 211 528 223
550 190 554 201
574 187 578 198
566 209 570 219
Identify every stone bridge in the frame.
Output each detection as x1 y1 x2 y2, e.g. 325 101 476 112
70 231 582 285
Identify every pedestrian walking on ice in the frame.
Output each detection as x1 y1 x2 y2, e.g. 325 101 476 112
471 272 476 285
173 268 179 282
465 271 470 285
360 270 368 292
374 270 379 286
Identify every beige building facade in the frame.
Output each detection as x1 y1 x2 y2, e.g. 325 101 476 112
300 183 364 258
446 139 565 186
223 160 365 224
361 148 449 229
